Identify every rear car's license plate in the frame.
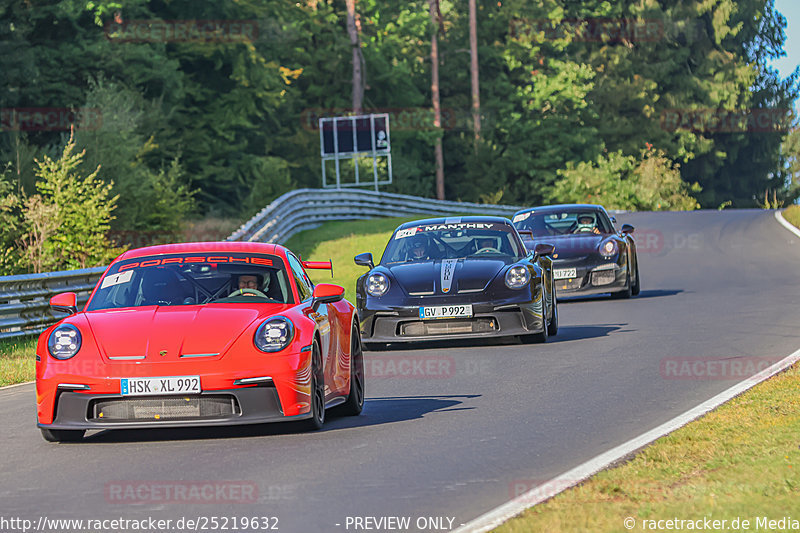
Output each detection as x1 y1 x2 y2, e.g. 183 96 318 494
554 268 577 280
121 376 201 396
419 305 473 319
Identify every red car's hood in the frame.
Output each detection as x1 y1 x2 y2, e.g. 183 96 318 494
83 304 292 361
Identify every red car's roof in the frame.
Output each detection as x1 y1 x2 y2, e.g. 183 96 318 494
115 241 284 262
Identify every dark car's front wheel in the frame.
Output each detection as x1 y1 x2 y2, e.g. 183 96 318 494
40 428 84 443
520 299 549 344
631 256 641 296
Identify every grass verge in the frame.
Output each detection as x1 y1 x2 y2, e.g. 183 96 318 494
495 363 800 532
782 204 800 230
0 337 37 387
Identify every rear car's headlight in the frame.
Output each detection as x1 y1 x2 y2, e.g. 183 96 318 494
254 317 294 353
505 266 531 289
48 324 81 360
367 273 390 297
600 240 619 258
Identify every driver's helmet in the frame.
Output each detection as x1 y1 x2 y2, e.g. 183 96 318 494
408 236 430 259
575 213 597 233
476 236 496 250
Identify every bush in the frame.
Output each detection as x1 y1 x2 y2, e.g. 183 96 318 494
18 134 125 272
548 147 700 211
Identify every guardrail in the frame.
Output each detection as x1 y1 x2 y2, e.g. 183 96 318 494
228 188 524 243
1 188 525 339
0 267 105 340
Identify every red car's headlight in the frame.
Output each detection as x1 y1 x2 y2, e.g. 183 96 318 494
254 317 294 353
48 324 82 360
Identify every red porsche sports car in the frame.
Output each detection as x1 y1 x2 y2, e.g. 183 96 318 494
36 242 364 442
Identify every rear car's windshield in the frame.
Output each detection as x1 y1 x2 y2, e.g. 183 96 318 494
86 253 293 311
513 209 614 237
381 221 524 264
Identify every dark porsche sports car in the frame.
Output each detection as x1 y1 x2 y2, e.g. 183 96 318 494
512 204 640 298
354 216 558 348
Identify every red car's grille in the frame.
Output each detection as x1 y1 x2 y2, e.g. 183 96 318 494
90 395 240 421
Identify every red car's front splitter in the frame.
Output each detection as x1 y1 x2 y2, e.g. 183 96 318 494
39 385 312 431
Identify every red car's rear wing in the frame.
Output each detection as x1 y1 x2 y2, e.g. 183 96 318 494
302 260 334 278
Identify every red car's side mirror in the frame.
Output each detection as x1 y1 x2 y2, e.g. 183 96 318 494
50 292 78 315
311 284 345 311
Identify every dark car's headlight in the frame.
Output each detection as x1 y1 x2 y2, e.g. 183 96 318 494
600 239 619 258
254 317 294 353
48 324 81 360
367 273 390 297
505 266 531 289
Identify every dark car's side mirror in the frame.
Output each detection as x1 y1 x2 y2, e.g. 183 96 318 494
311 283 345 311
621 224 634 235
354 252 374 269
533 243 555 259
50 292 78 315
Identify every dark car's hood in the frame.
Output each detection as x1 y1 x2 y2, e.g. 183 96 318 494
83 304 292 361
528 234 609 258
383 258 514 294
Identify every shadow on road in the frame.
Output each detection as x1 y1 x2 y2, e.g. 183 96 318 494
557 288 683 303
81 395 479 443
547 324 625 342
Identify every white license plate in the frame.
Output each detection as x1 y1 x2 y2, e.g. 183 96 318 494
121 376 201 396
419 305 473 319
554 268 577 280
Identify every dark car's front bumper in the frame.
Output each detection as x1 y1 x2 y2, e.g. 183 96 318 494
552 254 628 296
39 385 309 431
359 290 545 343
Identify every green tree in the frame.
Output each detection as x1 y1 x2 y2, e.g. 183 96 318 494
25 134 124 271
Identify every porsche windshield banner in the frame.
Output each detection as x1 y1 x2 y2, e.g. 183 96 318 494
395 222 506 239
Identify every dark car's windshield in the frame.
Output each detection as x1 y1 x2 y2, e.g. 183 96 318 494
381 221 524 264
86 253 293 311
513 209 614 237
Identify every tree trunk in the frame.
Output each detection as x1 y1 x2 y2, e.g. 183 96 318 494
429 0 445 200
346 0 363 113
469 0 480 149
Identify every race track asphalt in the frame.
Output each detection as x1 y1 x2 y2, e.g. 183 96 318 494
1 209 799 532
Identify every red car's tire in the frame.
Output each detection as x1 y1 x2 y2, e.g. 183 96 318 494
338 326 365 416
300 341 325 431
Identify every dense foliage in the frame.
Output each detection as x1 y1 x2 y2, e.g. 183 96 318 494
0 0 798 273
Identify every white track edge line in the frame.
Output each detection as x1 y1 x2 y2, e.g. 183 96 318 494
0 380 34 391
453 346 800 533
775 209 800 239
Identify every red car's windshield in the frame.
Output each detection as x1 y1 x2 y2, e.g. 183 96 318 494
86 253 293 311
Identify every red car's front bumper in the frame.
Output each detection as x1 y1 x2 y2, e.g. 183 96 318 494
37 350 314 429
